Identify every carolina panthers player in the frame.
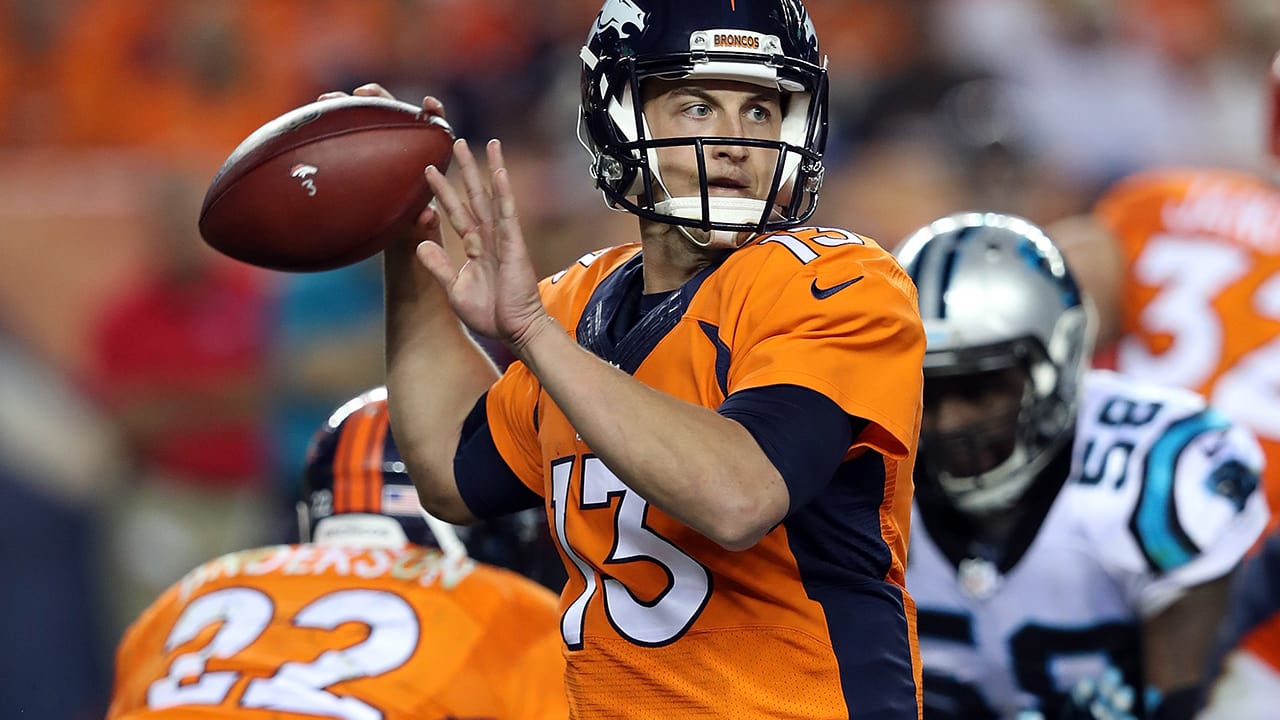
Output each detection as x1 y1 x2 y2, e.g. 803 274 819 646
106 387 568 720
327 0 927 717
1198 527 1280 720
895 213 1269 720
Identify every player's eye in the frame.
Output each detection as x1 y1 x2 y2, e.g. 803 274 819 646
683 103 712 119
745 105 773 123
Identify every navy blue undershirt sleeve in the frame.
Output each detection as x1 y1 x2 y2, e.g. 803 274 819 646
718 385 869 517
453 393 543 518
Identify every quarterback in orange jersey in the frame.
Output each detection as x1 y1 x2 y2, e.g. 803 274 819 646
1061 51 1280 521
106 387 568 720
347 0 927 717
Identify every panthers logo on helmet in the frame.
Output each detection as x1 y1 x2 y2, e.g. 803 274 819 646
592 0 648 40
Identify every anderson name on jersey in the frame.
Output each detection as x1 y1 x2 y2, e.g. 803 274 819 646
107 544 567 720
907 370 1268 718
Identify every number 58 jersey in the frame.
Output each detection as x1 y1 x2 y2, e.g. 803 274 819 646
907 370 1269 718
106 544 568 720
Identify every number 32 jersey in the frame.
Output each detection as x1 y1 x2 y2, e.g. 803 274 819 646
1094 168 1280 517
106 544 568 720
907 370 1269 719
485 229 926 719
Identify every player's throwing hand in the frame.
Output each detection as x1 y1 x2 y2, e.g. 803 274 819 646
417 139 552 353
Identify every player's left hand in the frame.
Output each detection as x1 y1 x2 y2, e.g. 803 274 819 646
417 138 551 352
1057 667 1140 720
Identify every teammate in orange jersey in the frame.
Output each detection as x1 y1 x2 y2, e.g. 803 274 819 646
335 1 926 717
1054 50 1280 523
105 387 568 720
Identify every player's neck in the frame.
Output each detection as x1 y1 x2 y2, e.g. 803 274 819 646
638 220 729 293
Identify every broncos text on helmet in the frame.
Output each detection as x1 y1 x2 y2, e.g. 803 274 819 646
894 212 1096 514
578 0 828 247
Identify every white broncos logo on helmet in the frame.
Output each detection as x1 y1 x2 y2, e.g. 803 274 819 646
593 0 648 39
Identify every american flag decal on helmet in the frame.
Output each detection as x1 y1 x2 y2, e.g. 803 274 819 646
381 485 423 517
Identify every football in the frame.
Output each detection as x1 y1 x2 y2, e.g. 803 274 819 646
198 95 454 272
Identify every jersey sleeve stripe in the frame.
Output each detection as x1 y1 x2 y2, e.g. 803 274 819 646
1132 410 1229 571
697 321 730 396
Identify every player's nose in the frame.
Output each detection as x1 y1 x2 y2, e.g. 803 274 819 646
924 394 984 433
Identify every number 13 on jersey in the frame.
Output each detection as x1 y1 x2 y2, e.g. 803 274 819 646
550 455 713 648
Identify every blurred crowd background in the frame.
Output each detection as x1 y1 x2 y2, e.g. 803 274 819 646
0 0 1277 717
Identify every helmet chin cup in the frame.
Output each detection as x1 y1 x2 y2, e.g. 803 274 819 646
656 196 769 231
660 196 768 249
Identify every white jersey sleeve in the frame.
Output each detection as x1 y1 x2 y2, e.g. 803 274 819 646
1068 370 1269 617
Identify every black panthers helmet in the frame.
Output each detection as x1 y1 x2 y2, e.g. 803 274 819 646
578 0 828 242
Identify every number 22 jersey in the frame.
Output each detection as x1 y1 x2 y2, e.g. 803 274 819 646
484 228 927 719
106 544 568 720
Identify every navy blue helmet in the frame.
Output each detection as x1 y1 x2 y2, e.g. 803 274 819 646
299 387 567 589
299 387 435 547
578 0 828 242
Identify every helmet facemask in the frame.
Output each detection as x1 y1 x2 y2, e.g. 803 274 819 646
579 4 828 248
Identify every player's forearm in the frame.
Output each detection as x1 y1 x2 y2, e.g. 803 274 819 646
514 315 788 550
1143 575 1235 691
384 240 499 523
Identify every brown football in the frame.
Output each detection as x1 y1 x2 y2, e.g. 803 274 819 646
198 95 454 272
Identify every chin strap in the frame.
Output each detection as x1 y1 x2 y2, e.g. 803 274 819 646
655 196 775 249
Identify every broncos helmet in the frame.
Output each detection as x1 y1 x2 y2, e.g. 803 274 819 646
299 387 458 551
578 0 828 246
299 387 567 588
895 212 1096 514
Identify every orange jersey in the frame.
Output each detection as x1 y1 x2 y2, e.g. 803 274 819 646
1095 168 1280 517
107 544 567 720
487 228 926 719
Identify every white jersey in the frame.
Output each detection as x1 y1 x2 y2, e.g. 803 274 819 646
907 370 1269 719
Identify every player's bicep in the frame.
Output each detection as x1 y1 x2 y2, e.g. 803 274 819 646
474 364 546 504
454 394 542 518
719 385 867 515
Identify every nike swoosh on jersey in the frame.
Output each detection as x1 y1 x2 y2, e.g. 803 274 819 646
810 275 865 299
